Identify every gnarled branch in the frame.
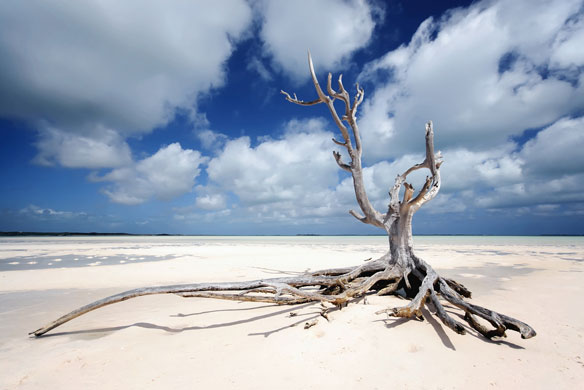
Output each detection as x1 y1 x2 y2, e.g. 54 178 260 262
281 51 383 229
384 121 442 223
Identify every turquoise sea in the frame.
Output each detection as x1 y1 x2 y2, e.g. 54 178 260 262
2 234 583 246
1 235 582 272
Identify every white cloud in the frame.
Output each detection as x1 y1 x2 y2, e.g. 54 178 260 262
195 194 227 211
33 124 132 168
0 0 252 168
520 116 584 176
97 143 206 205
348 0 584 217
475 173 584 209
246 56 273 81
445 116 584 210
198 117 463 224
550 10 584 69
196 114 527 223
20 205 87 219
207 118 338 205
437 146 523 193
257 0 377 81
341 114 584 214
192 118 364 224
197 129 229 151
358 0 584 161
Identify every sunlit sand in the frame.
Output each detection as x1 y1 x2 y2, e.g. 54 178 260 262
1 236 583 389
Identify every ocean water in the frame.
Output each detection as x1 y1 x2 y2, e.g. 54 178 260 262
0 235 582 272
4 234 582 245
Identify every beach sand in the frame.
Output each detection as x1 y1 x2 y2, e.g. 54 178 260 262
1 236 583 389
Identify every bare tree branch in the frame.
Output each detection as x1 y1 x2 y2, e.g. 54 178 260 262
307 53 352 149
409 176 433 206
280 90 322 106
333 151 351 172
283 51 384 228
349 209 368 224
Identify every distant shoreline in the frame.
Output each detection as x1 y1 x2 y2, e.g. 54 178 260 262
0 232 582 237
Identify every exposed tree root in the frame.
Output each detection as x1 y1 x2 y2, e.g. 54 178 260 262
29 256 535 340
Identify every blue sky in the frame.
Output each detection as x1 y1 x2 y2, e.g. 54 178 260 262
1 0 583 235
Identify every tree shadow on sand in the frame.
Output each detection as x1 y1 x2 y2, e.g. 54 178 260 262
39 302 322 339
376 304 526 351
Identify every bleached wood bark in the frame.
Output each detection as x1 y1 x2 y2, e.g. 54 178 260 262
30 53 536 341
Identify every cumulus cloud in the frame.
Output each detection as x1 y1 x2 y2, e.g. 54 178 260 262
358 0 584 161
197 129 229 151
207 118 337 205
0 0 252 168
520 116 584 176
257 0 378 81
33 124 132 168
194 112 580 225
475 173 584 209
195 193 227 211
191 118 360 224
437 146 522 193
195 117 434 224
550 11 584 69
96 143 206 205
476 116 584 209
332 113 584 216
381 115 584 213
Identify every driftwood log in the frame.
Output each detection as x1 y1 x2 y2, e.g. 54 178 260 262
30 53 536 340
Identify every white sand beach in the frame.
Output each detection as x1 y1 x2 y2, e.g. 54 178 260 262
1 236 583 389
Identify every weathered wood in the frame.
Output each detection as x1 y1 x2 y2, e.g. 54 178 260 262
30 53 536 342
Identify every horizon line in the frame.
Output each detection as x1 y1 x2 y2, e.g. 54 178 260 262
1 232 582 237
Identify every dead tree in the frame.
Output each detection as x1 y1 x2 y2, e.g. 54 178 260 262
30 54 536 340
